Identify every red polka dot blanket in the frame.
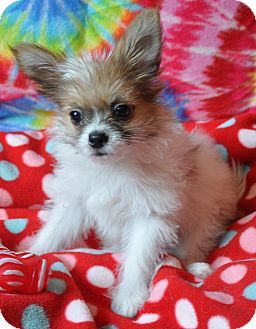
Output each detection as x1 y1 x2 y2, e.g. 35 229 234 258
0 111 255 329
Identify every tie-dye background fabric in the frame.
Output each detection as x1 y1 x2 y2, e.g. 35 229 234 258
0 0 255 131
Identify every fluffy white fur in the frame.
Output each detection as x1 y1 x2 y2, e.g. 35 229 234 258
31 122 240 317
13 10 242 318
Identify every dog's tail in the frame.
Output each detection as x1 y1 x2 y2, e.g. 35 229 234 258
231 160 246 201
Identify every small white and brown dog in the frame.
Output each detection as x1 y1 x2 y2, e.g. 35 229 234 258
12 9 244 318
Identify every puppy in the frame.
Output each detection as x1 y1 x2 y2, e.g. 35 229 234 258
12 9 244 318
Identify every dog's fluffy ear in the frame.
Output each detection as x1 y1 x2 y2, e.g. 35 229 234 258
113 9 162 79
11 42 65 102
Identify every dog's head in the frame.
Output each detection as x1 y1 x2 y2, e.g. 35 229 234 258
12 9 169 162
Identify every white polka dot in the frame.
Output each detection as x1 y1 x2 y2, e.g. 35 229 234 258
134 313 160 324
204 291 234 304
25 131 44 140
5 133 29 147
253 124 256 129
246 183 256 200
175 299 198 329
65 299 93 323
207 315 230 329
220 264 247 284
0 188 13 207
148 279 169 303
86 265 114 288
56 254 77 271
238 129 256 149
22 150 45 167
237 212 256 224
211 257 232 269
0 209 8 220
42 174 55 198
239 227 256 253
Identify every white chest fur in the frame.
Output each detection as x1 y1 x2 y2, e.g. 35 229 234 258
52 151 180 249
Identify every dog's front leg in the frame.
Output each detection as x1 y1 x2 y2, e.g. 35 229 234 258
29 200 84 255
111 214 177 318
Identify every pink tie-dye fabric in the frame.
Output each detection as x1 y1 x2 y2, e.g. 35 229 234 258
160 0 256 120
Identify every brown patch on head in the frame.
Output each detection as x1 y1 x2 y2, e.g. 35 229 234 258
127 101 162 139
11 9 168 149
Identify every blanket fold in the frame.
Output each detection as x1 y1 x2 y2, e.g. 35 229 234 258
0 112 255 328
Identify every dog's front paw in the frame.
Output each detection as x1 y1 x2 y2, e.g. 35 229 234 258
27 246 46 256
187 262 213 279
28 242 56 255
111 287 148 318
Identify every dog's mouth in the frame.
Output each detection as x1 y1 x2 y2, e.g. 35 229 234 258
93 151 108 157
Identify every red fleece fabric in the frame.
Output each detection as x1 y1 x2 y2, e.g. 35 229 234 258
0 112 255 329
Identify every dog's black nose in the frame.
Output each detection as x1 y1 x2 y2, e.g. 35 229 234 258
89 131 109 149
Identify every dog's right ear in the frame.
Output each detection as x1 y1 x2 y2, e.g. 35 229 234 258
113 9 162 80
11 42 65 102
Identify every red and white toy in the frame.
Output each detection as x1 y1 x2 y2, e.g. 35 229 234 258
0 244 49 294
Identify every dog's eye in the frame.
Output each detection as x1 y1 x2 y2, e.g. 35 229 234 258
112 104 131 120
70 111 82 125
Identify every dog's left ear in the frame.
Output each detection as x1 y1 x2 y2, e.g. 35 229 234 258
113 9 162 79
11 42 65 103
